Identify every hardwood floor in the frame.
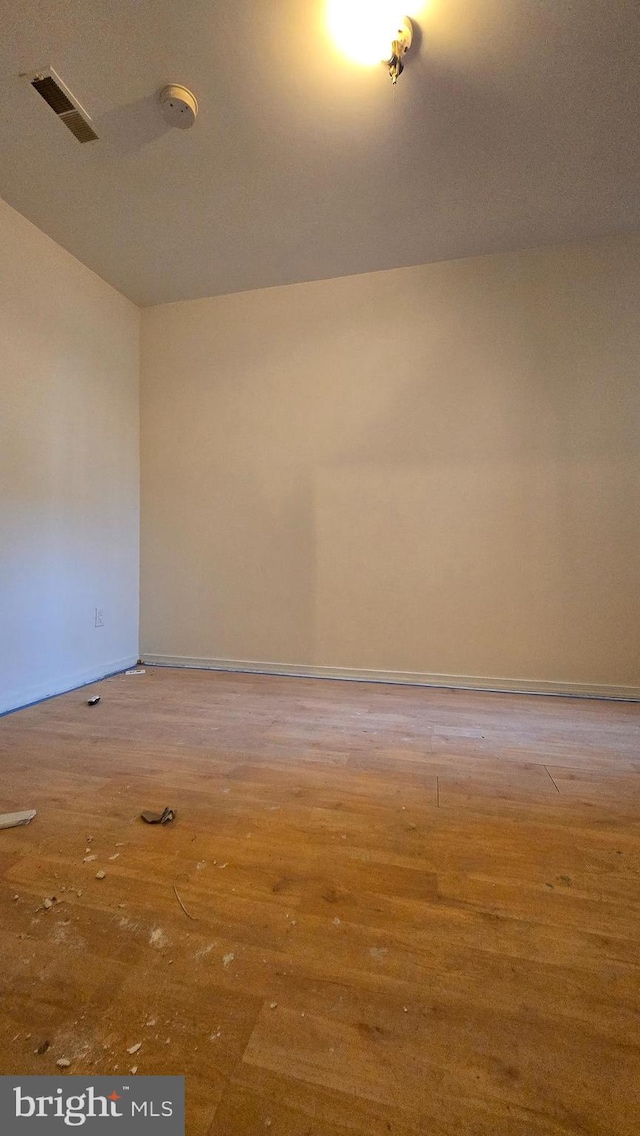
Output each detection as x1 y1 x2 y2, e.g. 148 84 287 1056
0 667 639 1135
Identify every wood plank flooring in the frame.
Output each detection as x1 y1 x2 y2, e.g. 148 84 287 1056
0 667 639 1135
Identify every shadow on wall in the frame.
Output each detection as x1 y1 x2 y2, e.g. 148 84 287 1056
94 95 170 158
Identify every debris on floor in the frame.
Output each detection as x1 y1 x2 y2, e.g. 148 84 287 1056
0 809 37 830
35 896 58 914
141 807 176 825
87 696 101 706
36 1040 50 1055
56 1058 72 1068
96 870 106 880
127 1042 142 1055
125 669 146 676
173 883 197 921
369 947 388 960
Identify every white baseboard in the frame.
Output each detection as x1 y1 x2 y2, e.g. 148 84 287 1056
0 655 139 716
140 654 640 702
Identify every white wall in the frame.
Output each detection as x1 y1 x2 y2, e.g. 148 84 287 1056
0 199 140 713
140 235 640 697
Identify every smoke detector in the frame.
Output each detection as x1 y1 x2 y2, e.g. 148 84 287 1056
159 84 198 129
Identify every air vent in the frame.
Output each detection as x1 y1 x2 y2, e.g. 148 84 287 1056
56 108 98 144
28 68 98 143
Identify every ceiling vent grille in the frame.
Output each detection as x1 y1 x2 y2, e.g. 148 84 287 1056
29 68 98 143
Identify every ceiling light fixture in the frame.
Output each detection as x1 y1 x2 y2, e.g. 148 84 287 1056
327 2 414 84
386 16 413 84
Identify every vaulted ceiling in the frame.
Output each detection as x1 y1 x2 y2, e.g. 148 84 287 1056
1 0 638 305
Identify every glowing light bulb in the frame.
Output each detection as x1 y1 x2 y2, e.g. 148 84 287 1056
327 0 410 67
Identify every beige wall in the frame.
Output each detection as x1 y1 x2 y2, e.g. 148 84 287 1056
0 199 140 713
140 236 640 695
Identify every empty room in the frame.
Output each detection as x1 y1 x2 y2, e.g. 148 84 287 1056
1 1 639 1133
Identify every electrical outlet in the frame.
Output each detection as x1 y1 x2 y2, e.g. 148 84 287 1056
94 607 105 628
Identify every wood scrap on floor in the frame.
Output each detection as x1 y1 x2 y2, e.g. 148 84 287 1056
0 809 36 829
173 882 197 920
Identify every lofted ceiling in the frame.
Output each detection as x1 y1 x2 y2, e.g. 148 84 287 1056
0 0 638 306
